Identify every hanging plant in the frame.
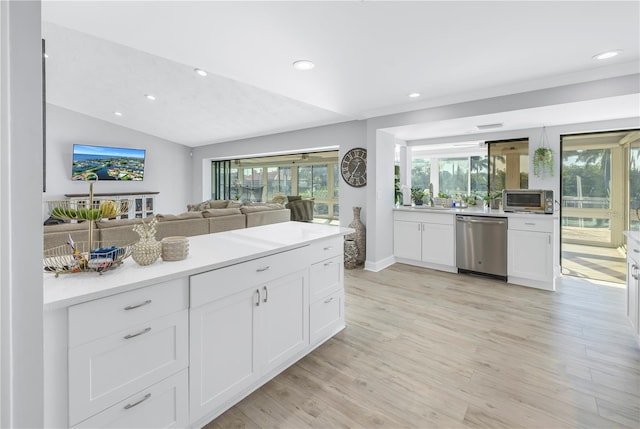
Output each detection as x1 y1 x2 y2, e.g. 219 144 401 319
533 127 554 178
533 147 554 178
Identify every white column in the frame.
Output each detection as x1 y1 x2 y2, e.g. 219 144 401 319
0 1 44 428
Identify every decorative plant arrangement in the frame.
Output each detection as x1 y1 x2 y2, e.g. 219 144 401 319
533 127 555 178
411 187 425 205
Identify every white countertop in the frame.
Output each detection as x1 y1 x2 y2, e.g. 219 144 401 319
44 222 352 311
394 205 559 219
624 230 640 244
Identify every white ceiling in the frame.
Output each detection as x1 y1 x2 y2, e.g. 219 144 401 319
41 1 640 147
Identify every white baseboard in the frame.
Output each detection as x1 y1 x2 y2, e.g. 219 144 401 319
364 255 395 272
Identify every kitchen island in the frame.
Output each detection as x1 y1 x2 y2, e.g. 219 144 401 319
44 221 352 428
393 206 559 290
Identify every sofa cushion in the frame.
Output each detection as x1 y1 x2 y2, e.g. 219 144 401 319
96 218 144 229
202 208 242 217
44 222 89 233
209 200 230 209
157 212 203 221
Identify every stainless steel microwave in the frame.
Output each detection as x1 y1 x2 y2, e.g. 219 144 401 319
502 189 554 214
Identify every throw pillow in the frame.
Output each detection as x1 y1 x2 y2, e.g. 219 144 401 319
208 200 229 209
187 200 211 212
227 200 244 208
287 195 302 202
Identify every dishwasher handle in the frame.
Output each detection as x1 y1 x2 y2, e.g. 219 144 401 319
456 216 506 225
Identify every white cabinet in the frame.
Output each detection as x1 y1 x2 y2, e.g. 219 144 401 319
68 278 189 426
66 192 158 219
626 233 640 344
508 217 555 290
393 211 456 272
189 249 309 425
309 237 345 346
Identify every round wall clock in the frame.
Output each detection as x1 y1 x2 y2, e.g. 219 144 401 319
341 147 367 187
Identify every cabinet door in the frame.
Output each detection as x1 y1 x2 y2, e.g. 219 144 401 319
421 223 455 267
508 230 552 281
259 270 309 372
394 221 422 260
189 287 260 423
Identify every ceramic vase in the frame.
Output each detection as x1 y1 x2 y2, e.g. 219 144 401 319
347 207 366 265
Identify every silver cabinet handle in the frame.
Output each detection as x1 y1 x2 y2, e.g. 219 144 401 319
123 327 151 340
263 285 268 303
256 266 270 272
324 261 334 267
124 393 151 410
255 289 260 307
124 300 152 311
634 249 639 253
324 297 334 304
525 222 536 226
323 246 333 250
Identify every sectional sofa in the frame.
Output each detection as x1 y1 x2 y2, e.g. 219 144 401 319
43 201 290 251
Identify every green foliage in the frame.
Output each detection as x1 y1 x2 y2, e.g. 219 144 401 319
533 147 554 178
437 191 449 198
410 187 425 202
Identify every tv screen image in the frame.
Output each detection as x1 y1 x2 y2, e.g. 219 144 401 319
72 144 145 181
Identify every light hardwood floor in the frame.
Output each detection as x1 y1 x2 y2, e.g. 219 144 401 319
206 264 640 429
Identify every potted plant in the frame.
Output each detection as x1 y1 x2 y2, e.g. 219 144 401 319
411 187 425 206
533 147 554 178
483 191 502 210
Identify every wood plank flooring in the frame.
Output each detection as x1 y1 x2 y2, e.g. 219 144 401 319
206 264 640 429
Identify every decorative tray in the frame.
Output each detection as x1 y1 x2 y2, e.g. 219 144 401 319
44 240 134 276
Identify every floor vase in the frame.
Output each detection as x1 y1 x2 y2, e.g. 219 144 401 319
348 207 366 265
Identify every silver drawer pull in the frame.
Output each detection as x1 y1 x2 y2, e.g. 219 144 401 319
124 393 151 410
634 249 639 253
323 246 333 251
123 327 151 340
324 261 334 267
524 222 536 226
124 300 152 311
256 266 270 272
324 297 334 304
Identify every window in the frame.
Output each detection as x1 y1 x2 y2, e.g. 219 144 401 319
487 140 529 193
211 150 339 220
438 158 469 196
411 158 431 189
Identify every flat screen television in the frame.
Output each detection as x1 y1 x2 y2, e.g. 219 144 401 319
71 144 145 181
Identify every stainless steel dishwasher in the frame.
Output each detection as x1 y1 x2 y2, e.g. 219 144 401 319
456 215 507 280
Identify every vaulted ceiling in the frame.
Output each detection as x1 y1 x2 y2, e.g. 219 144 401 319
41 1 640 147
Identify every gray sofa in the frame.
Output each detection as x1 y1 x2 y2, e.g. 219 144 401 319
43 203 290 251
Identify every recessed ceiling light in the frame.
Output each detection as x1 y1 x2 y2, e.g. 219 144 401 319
43 53 49 59
408 93 421 98
144 94 156 101
194 68 208 77
476 123 503 130
292 60 315 71
592 50 622 60
113 111 123 117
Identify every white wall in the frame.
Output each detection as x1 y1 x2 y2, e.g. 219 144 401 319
190 120 367 227
44 105 192 216
0 1 44 427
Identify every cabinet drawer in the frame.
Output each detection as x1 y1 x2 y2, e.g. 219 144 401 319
310 290 344 344
69 278 188 347
509 217 553 233
308 236 342 263
190 248 307 307
394 211 453 225
310 255 342 302
69 310 188 426
73 369 188 428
